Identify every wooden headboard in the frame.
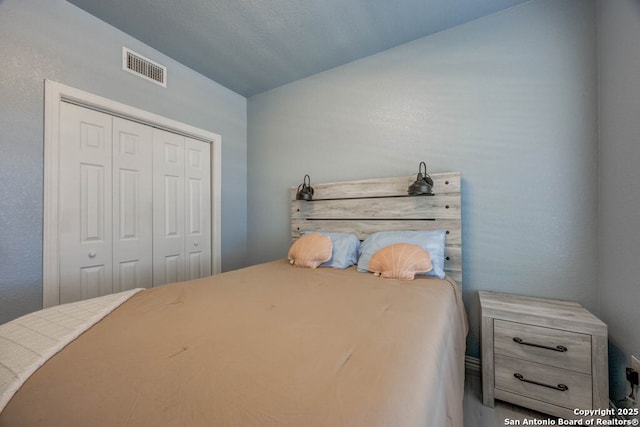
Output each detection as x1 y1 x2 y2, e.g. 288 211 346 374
290 172 462 285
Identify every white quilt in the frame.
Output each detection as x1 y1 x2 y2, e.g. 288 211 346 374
0 289 143 412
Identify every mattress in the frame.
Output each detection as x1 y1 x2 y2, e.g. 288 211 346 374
0 260 467 426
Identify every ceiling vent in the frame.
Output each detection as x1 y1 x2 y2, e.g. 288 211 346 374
122 47 167 87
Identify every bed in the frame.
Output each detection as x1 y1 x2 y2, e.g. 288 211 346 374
0 172 467 427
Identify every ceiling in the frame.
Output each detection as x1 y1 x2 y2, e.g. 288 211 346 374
67 0 529 97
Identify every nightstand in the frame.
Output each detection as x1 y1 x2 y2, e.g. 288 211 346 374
479 291 608 419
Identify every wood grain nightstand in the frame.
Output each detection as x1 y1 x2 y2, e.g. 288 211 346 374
479 291 608 419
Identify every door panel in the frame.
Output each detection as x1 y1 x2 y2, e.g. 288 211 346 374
118 260 139 291
164 255 180 284
112 117 153 292
185 138 211 280
80 164 106 242
153 129 186 286
188 252 202 280
80 265 107 300
118 169 138 239
59 102 113 303
164 175 181 236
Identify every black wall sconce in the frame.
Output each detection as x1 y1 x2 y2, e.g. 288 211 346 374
407 161 434 196
296 174 314 201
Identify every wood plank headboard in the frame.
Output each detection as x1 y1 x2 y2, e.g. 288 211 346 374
290 172 462 285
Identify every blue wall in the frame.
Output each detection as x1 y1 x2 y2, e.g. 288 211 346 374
0 0 248 324
248 0 599 360
598 0 640 404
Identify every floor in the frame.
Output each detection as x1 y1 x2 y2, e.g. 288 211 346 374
464 368 549 426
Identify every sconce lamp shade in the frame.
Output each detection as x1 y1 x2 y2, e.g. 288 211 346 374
296 174 314 201
407 162 434 196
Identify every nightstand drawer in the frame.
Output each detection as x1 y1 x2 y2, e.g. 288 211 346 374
494 319 591 374
495 354 592 410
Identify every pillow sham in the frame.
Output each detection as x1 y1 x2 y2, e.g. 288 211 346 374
369 243 433 280
288 233 332 268
357 230 447 279
302 231 360 269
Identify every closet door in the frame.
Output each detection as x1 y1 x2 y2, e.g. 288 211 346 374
45 83 221 307
55 103 213 302
152 131 212 285
112 117 153 291
153 129 186 285
58 103 113 303
185 137 211 279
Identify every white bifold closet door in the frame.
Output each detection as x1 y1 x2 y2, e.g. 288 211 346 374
112 117 154 293
152 129 211 286
58 102 211 304
59 103 115 303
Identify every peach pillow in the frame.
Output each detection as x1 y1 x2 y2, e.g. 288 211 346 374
288 233 333 268
369 243 433 280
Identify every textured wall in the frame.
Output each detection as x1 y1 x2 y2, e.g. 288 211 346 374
598 0 640 403
248 0 599 359
0 0 247 324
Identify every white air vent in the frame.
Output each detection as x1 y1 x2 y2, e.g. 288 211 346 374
122 47 167 87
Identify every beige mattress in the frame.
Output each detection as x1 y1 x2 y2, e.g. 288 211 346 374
0 260 467 426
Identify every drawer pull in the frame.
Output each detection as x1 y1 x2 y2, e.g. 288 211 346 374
513 373 569 392
513 337 567 352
